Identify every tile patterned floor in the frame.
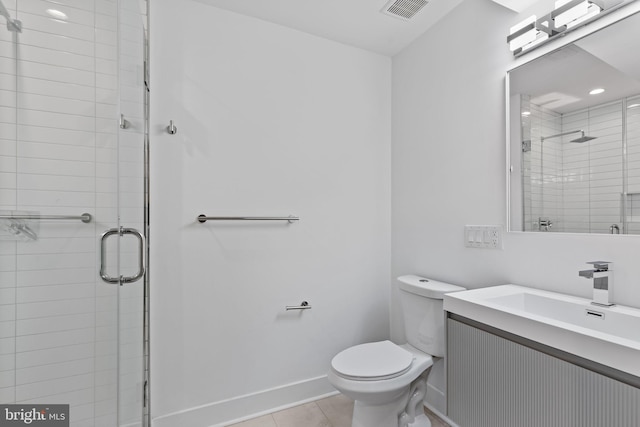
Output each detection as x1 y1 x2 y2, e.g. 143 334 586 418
227 394 450 427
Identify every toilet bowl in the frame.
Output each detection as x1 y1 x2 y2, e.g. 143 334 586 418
328 275 465 427
328 341 433 427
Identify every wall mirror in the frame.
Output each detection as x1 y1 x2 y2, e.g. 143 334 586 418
507 11 640 234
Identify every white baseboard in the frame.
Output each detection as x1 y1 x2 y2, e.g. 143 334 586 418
152 375 335 427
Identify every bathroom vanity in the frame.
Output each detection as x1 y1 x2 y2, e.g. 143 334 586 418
444 285 640 427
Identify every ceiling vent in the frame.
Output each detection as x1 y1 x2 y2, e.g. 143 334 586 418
381 0 429 21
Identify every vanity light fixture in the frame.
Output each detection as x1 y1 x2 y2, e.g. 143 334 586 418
566 2 603 27
554 0 590 27
589 88 605 95
506 0 622 56
508 15 540 51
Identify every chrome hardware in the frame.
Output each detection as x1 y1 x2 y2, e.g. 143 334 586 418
166 120 177 135
610 224 620 234
6 18 20 32
585 309 604 319
1 219 37 241
0 212 92 223
100 228 120 284
0 0 21 33
538 217 552 231
100 226 145 285
121 228 145 283
197 214 299 224
579 261 614 307
120 114 130 129
286 301 311 311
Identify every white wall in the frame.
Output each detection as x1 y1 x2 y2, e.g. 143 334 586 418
149 1 391 425
392 0 640 413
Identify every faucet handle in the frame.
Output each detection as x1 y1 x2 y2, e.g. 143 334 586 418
586 261 612 271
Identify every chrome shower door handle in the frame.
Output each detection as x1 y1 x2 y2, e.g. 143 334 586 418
100 227 146 284
120 227 145 284
100 228 120 284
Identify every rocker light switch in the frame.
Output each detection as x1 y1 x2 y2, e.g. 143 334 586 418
464 225 503 249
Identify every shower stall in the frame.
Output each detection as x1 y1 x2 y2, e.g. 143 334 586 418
521 93 640 234
0 1 149 426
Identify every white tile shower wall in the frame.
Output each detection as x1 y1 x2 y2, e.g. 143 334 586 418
625 96 640 233
524 102 562 231
0 1 145 426
561 101 624 234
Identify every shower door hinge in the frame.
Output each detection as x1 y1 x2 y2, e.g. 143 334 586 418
522 140 531 152
143 379 148 408
144 60 150 93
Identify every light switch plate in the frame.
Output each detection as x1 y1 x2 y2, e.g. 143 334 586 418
464 225 503 249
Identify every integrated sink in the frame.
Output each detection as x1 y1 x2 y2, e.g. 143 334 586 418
485 291 640 342
444 284 640 378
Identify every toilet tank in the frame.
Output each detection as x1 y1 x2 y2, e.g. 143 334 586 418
398 275 466 357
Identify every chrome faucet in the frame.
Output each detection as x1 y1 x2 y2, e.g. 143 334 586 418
579 261 614 307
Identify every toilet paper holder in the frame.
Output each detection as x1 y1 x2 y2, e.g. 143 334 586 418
285 301 311 311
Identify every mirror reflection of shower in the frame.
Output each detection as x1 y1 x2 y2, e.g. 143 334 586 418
536 129 599 231
0 0 21 32
521 93 640 234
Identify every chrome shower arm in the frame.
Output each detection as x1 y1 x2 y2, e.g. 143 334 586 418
541 129 584 142
0 0 21 33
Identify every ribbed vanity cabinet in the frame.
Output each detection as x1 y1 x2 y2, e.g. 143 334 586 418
447 315 640 427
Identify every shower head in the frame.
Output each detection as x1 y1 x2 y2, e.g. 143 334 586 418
570 131 597 143
541 129 596 143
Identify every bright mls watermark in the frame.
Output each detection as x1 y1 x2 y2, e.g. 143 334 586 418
0 405 69 426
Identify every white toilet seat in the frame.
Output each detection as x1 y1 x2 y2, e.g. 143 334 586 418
331 340 415 381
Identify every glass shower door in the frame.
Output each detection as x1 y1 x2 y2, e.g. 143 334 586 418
0 1 147 426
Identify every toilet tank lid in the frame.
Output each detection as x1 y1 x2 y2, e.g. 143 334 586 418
397 275 466 299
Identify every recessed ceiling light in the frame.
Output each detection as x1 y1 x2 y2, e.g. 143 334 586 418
589 88 605 95
628 103 640 109
46 9 67 20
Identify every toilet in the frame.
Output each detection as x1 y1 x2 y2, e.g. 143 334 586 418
328 275 465 427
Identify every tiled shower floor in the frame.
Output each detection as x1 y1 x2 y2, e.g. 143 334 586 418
226 394 451 427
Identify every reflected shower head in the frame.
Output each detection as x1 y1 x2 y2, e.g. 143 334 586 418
570 131 597 143
541 129 596 143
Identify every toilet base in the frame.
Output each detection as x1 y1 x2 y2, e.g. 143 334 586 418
351 390 409 427
350 370 432 427
408 413 431 427
350 396 432 427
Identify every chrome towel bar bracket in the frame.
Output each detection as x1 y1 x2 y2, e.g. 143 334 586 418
167 120 177 134
286 301 311 311
197 214 299 224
